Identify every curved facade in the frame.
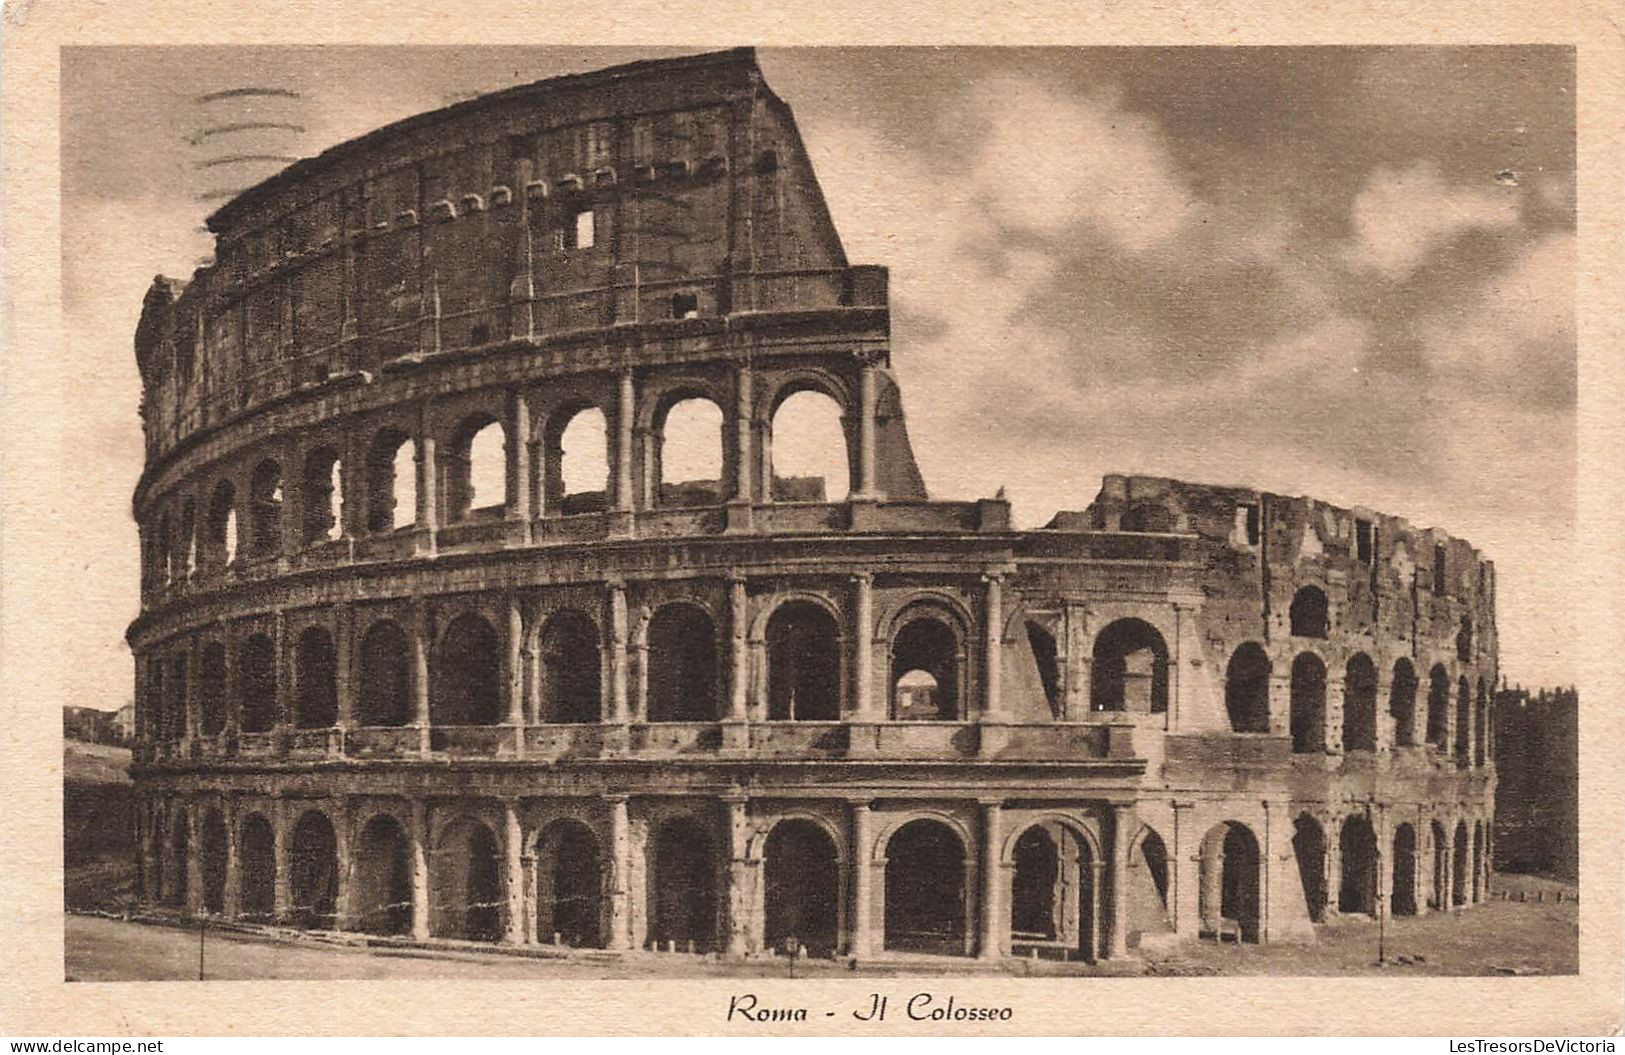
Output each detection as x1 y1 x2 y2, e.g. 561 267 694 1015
128 48 1496 961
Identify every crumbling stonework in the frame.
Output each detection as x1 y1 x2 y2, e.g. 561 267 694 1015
127 48 1495 962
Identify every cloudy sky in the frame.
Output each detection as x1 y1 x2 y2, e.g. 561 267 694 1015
60 45 1575 702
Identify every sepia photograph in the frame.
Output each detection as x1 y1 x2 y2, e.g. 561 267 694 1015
5 5 1620 1038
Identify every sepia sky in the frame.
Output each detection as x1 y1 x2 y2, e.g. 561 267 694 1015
59 45 1576 703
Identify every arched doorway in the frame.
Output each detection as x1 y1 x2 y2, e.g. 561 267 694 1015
539 611 601 723
536 820 602 947
289 810 339 929
1390 659 1419 746
433 614 501 726
1199 822 1261 943
763 819 840 957
1293 813 1328 922
352 814 412 936
645 605 718 722
1289 586 1329 637
1392 823 1418 917
295 626 338 729
358 620 411 727
889 616 960 720
1452 820 1469 906
1090 618 1169 714
883 819 968 955
238 813 276 921
1225 643 1271 732
765 602 841 721
1343 654 1378 752
1338 814 1378 916
238 634 277 733
1290 653 1326 754
648 817 717 951
200 808 228 915
432 816 503 941
1009 822 1097 960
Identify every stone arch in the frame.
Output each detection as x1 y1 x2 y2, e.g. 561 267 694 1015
883 817 969 955
1007 818 1098 960
1338 813 1379 916
763 817 841 957
646 816 719 951
199 640 227 736
446 412 507 521
237 811 276 921
765 599 842 721
1090 618 1170 714
366 427 416 533
535 818 603 947
301 446 343 543
1392 822 1418 917
431 814 503 941
238 633 277 733
432 613 501 726
544 402 611 515
1390 658 1419 747
352 811 412 935
1199 821 1261 943
1289 585 1330 638
1426 663 1450 748
886 597 969 721
767 387 852 502
650 391 727 508
199 807 228 915
645 602 718 722
538 609 602 723
358 619 411 727
1292 812 1328 922
1342 652 1378 752
248 458 283 558
1224 642 1271 733
1290 652 1327 754
294 625 338 729
289 808 339 929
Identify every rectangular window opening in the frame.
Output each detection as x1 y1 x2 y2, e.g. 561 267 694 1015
574 209 595 249
1235 503 1260 546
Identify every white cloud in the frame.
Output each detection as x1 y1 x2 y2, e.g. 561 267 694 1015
1344 161 1521 279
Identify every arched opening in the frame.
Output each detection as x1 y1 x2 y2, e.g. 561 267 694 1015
199 642 227 736
1392 823 1418 917
352 814 412 936
431 816 503 941
1338 814 1378 916
763 819 840 957
1390 659 1418 747
1293 813 1327 922
1472 820 1485 902
432 614 501 726
238 634 277 733
1289 586 1329 638
1224 642 1271 732
200 808 228 915
1290 652 1326 754
1342 653 1378 752
1475 680 1489 767
769 390 850 501
248 459 283 558
367 428 416 533
295 626 338 729
890 616 960 720
539 611 601 723
648 817 717 951
1456 615 1474 662
1011 824 1099 958
1426 664 1450 749
766 601 841 721
1455 675 1472 764
1199 822 1261 943
301 447 343 543
1452 820 1469 906
536 820 602 948
549 406 610 515
358 620 411 727
168 813 189 907
206 480 237 567
883 819 967 955
645 605 717 722
289 810 338 929
238 813 276 921
447 415 507 522
1090 618 1169 714
1430 820 1450 910
656 397 725 508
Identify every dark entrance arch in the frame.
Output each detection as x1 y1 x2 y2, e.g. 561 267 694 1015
763 819 840 957
433 614 501 726
1392 822 1418 917
200 808 228 915
646 606 718 722
295 627 338 729
648 817 717 951
1293 813 1328 922
539 612 601 723
1343 653 1378 752
883 819 968 955
1290 652 1326 754
1452 820 1469 906
1224 643 1271 733
238 813 276 921
358 620 411 727
290 810 339 929
1338 814 1378 916
765 602 841 721
1200 822 1261 943
353 814 412 936
1090 618 1169 714
890 616 960 720
238 634 277 733
537 820 602 947
432 817 503 941
1009 822 1097 960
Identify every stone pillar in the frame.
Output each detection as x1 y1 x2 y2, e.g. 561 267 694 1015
978 800 1003 961
341 430 366 540
855 360 877 498
1171 801 1197 936
334 603 354 736
273 610 291 738
331 797 351 930
222 797 241 918
1064 604 1089 721
631 607 650 723
851 573 877 720
271 798 292 923
982 573 1004 719
732 365 753 502
414 404 438 553
139 798 158 904
503 801 525 944
409 799 431 940
184 801 204 915
605 794 632 949
1106 801 1136 958
1374 807 1390 925
724 793 753 957
412 602 432 753
728 576 749 723
1324 678 1345 754
615 370 635 512
607 582 630 723
504 592 525 732
848 800 873 958
506 390 532 535
185 638 202 745
223 633 241 741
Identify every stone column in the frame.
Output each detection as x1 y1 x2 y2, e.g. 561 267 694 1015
341 430 366 540
605 794 632 949
982 573 1004 719
273 610 291 740
504 593 525 750
222 797 241 918
334 603 354 741
615 370 635 512
1171 800 1197 936
732 365 753 502
414 404 438 554
1324 678 1345 754
506 390 532 536
272 798 292 923
223 634 241 742
409 799 431 940
1106 801 1136 958
978 799 1003 960
185 638 203 746
855 360 877 498
851 573 876 720
848 800 873 958
185 801 204 915
607 582 630 723
728 576 749 723
503 801 526 944
724 793 753 957
412 602 432 753
631 607 651 723
331 797 351 930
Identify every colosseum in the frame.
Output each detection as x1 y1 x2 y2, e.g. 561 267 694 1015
126 48 1498 964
